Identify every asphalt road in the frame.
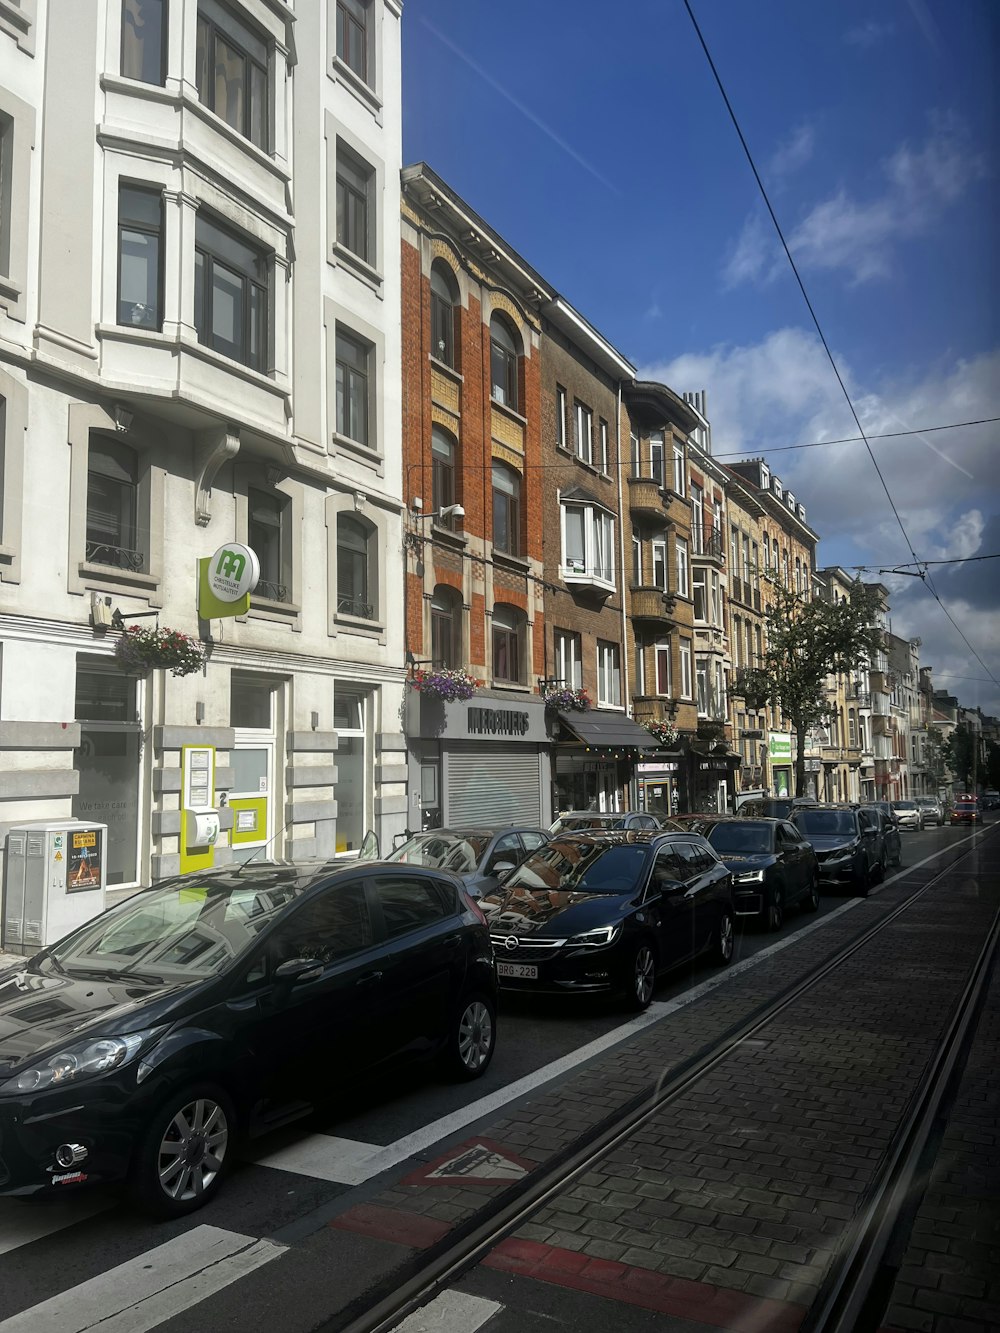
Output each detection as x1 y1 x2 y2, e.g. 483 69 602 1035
0 819 984 1332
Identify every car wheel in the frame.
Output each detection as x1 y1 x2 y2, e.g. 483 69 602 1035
128 1084 235 1219
892 844 902 867
803 874 820 913
854 862 871 898
623 941 657 1011
764 885 784 933
445 993 496 1080
714 909 735 966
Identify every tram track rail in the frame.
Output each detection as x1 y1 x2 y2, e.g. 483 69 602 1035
326 828 1000 1333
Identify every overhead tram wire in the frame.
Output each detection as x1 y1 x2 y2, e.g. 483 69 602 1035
681 0 1000 692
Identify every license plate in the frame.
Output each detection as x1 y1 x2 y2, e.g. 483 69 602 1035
497 962 538 979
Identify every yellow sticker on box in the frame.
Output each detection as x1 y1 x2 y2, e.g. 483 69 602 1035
73 832 97 848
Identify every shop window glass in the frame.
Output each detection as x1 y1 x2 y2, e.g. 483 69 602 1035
231 676 272 729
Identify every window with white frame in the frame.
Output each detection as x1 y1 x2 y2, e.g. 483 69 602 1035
652 538 667 590
597 640 621 707
634 641 646 695
650 431 665 487
714 661 726 718
196 0 270 151
334 685 370 853
631 535 641 586
696 657 710 715
630 431 640 477
691 482 703 554
732 616 742 667
655 640 671 695
121 0 167 85
599 418 609 473
672 441 685 496
555 385 567 449
709 569 722 626
574 400 593 465
693 568 706 621
679 639 692 699
336 0 371 85
554 629 582 690
561 502 614 587
674 538 689 598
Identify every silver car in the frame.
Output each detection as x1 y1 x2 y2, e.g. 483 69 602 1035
386 825 550 898
915 797 944 826
891 800 924 831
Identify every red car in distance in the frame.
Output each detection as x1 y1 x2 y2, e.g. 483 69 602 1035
950 796 980 826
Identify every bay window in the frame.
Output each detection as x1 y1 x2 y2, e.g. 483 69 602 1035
554 629 583 690
650 431 664 487
679 639 693 699
118 185 163 330
655 640 671 695
652 538 668 591
121 0 167 85
674 538 689 598
196 0 270 151
194 213 269 371
561 501 614 589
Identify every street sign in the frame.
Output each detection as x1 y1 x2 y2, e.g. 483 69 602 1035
197 544 260 619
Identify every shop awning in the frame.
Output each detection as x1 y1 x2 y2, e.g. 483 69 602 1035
688 739 742 766
557 711 659 751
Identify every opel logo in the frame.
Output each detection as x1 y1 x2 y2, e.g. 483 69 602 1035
504 936 520 952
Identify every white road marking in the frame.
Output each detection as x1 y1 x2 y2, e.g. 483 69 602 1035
258 899 867 1184
390 1290 502 1333
0 1224 286 1333
0 1196 109 1256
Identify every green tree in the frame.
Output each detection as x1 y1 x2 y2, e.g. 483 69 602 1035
945 723 979 791
738 580 884 798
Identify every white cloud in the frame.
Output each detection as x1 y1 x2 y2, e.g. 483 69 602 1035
769 124 816 179
726 115 988 287
845 20 895 49
638 333 1000 713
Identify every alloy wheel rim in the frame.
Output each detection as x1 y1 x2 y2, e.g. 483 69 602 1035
634 947 655 1004
720 914 734 960
157 1097 228 1201
458 1001 493 1070
769 891 783 931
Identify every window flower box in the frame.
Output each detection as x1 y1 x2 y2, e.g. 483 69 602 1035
542 686 592 713
409 667 482 702
644 719 679 747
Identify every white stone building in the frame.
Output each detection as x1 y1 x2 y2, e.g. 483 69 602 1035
0 0 407 894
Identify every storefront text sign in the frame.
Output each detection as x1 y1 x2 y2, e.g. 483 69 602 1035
768 732 792 761
198 543 260 619
467 706 530 737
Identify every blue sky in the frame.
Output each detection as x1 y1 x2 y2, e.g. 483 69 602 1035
402 1 1000 718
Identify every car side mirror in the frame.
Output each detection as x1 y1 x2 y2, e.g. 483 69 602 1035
274 957 323 985
493 861 516 880
358 829 380 860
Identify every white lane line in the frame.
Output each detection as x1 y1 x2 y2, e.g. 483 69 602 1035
390 1290 502 1333
0 1197 110 1256
259 901 864 1185
0 1224 286 1333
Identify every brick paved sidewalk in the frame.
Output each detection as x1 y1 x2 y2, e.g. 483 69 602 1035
880 935 1000 1333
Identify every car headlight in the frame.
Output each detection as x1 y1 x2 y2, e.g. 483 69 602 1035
0 1030 152 1095
826 843 858 863
735 870 765 883
567 923 622 948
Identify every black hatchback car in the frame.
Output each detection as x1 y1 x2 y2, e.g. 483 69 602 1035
677 817 819 930
479 831 734 1011
792 806 881 894
0 862 497 1216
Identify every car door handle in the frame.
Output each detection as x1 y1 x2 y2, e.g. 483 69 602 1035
443 934 462 951
355 970 383 986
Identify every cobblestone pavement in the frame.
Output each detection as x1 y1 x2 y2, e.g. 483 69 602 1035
328 832 999 1332
880 923 1000 1333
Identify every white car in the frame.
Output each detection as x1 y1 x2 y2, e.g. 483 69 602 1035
891 800 924 830
915 797 944 826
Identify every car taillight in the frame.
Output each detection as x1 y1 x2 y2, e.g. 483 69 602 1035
461 889 488 925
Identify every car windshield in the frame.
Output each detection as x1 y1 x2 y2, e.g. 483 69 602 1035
42 876 303 982
892 802 916 811
551 814 626 833
386 832 490 873
707 822 773 854
795 810 857 837
503 840 649 895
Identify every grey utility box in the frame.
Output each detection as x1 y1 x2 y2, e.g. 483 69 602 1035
3 821 109 955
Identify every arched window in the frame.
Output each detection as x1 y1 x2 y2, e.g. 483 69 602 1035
489 314 520 410
432 426 457 523
492 603 526 683
337 513 376 619
86 438 141 569
431 584 462 668
492 462 521 555
430 262 458 367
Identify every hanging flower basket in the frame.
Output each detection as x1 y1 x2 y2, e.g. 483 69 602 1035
542 686 592 713
410 667 482 702
644 718 679 747
114 625 206 677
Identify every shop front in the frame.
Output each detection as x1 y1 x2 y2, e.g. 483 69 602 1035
404 691 552 831
768 731 793 799
636 757 684 820
551 710 659 815
687 740 741 814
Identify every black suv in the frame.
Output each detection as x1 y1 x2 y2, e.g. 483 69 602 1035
792 805 882 895
480 830 734 1011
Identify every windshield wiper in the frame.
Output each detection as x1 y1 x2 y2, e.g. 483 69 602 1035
27 947 66 977
68 964 166 985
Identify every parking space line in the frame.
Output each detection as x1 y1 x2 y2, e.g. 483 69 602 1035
0 1224 286 1332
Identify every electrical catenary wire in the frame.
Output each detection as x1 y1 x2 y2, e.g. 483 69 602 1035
681 0 999 691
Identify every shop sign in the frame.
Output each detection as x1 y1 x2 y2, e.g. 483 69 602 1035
768 732 792 760
637 762 679 774
467 706 530 737
198 544 260 619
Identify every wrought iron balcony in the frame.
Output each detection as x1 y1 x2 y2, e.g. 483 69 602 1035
255 579 289 603
337 595 374 619
85 541 144 572
693 529 725 564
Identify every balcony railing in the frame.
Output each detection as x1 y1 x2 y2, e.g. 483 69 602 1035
255 579 289 603
85 541 144 572
337 595 374 619
693 529 725 563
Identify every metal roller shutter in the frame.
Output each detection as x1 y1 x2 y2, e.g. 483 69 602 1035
445 744 541 824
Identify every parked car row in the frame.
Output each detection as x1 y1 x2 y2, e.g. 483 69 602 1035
2 789 953 1221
